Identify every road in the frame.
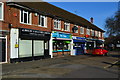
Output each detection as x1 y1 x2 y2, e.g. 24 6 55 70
1 51 120 79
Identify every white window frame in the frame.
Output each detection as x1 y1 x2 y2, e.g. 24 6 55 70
38 15 47 27
0 2 4 21
54 19 61 30
99 31 101 37
86 29 90 35
64 22 70 31
74 25 78 33
80 27 84 34
92 30 94 36
20 9 32 25
95 31 98 37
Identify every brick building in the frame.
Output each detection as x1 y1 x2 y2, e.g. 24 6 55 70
0 2 105 63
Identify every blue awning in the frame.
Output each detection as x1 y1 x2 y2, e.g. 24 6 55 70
73 39 86 42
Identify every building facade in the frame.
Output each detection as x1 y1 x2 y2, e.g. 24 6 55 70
0 2 105 63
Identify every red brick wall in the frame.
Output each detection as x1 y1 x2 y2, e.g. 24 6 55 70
1 3 52 32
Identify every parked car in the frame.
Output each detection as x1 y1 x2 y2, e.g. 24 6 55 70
92 47 108 56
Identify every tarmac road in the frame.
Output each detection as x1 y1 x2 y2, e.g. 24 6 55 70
1 51 120 79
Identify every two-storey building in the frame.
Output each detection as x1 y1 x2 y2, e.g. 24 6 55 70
0 2 105 63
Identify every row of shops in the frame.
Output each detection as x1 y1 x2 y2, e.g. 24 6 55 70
0 28 104 63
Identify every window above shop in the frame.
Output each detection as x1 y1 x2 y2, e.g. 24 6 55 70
102 32 104 37
80 27 84 34
20 9 31 25
38 15 47 27
54 19 61 30
99 31 101 37
86 29 90 35
64 22 70 31
92 30 94 36
72 25 78 33
0 2 4 21
95 31 98 37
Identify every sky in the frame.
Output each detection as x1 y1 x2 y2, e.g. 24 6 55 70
46 2 118 37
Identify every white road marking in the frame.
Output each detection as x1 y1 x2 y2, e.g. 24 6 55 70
104 61 119 68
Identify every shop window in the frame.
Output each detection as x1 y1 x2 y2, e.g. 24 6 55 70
53 42 57 51
80 27 84 34
87 29 90 35
0 2 4 20
19 40 32 57
20 9 31 24
53 41 71 51
34 40 44 56
54 19 61 30
38 15 47 27
64 22 70 31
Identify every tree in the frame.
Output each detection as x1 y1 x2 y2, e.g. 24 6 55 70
104 9 120 51
105 10 120 36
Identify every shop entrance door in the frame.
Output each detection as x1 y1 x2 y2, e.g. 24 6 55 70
0 37 6 62
44 41 49 57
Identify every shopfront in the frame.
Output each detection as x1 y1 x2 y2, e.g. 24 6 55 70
10 28 51 62
72 36 86 55
52 31 72 57
85 38 95 54
85 38 104 54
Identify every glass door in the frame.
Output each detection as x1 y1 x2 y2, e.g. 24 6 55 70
0 38 6 62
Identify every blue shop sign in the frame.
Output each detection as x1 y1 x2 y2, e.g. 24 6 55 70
72 36 86 40
52 32 71 39
72 36 86 42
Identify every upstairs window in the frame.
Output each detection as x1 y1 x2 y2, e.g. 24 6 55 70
0 2 4 20
80 27 84 34
54 19 61 30
38 15 47 27
102 33 104 37
92 30 94 36
95 31 98 37
64 22 70 31
72 25 78 33
99 31 101 37
87 29 90 35
20 9 31 24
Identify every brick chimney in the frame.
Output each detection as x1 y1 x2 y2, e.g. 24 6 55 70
90 17 93 23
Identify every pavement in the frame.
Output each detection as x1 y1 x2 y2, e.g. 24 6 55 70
1 51 120 79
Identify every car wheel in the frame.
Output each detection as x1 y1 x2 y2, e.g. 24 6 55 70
105 53 108 56
102 54 105 56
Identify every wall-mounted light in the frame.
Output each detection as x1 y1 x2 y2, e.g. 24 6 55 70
8 23 12 28
34 13 38 17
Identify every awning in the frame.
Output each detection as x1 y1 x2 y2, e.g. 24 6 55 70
73 39 86 42
0 30 9 33
53 38 72 41
96 40 104 44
